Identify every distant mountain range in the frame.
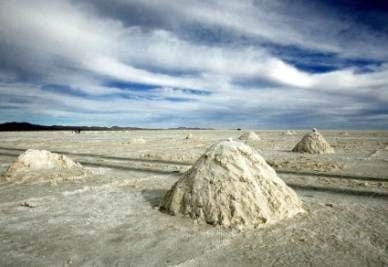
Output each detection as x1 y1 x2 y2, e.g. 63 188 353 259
0 122 212 131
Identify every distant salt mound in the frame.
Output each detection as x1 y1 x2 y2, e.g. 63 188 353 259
160 141 304 228
185 133 193 140
292 129 334 154
1 149 87 184
128 137 146 144
285 130 294 135
238 131 260 142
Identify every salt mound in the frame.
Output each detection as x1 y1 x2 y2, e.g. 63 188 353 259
238 131 260 141
128 137 146 144
160 141 304 228
185 133 193 139
1 149 87 184
292 130 334 154
7 149 80 170
285 130 294 135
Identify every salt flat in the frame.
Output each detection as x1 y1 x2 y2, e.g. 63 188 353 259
0 130 387 266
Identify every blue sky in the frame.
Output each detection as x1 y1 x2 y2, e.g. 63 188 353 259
0 0 388 129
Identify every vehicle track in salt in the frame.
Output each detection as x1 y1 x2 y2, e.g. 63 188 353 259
0 147 387 199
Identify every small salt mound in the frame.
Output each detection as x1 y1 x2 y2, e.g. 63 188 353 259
185 133 193 140
160 141 304 228
1 149 87 184
238 131 260 142
292 130 334 154
128 137 146 144
285 130 294 135
7 149 80 170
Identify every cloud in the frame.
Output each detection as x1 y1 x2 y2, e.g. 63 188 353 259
0 0 387 128
100 0 388 60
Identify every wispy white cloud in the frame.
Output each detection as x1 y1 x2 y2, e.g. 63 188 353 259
114 0 388 60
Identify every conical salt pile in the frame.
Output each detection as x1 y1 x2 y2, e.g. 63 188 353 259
1 149 87 184
160 141 304 228
292 129 334 154
185 132 193 140
238 131 260 141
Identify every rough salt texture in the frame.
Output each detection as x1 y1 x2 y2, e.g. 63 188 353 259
1 149 87 184
292 130 334 154
160 141 304 228
292 131 335 154
128 137 146 144
238 131 260 141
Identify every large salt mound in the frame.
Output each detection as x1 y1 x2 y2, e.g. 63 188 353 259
160 141 304 228
1 149 87 184
238 131 260 142
292 130 334 154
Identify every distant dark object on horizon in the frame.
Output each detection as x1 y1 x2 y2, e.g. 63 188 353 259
237 128 242 131
0 122 213 132
0 122 144 132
